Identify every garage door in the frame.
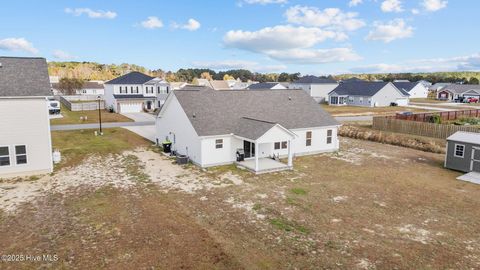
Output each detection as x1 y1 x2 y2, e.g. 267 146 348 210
396 98 409 106
119 102 142 113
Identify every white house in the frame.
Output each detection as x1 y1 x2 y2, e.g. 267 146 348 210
155 86 340 174
247 82 288 90
393 81 429 99
104 72 170 113
289 76 339 103
0 56 53 178
76 81 105 96
328 81 410 107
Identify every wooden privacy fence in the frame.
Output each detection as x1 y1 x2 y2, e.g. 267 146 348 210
394 109 480 122
373 117 480 139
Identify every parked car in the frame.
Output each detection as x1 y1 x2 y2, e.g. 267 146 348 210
466 97 479 103
47 97 61 114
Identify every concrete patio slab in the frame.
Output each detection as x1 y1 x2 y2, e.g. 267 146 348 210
457 172 480 185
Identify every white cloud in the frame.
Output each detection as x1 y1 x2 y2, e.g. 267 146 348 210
0 38 38 54
422 0 447 12
349 0 363 7
381 0 403 13
351 53 480 73
192 60 287 72
241 0 287 5
285 6 365 31
141 16 163 29
223 25 360 64
172 18 201 31
267 48 361 64
411 8 420 14
65 8 117 19
224 25 346 52
52 50 76 60
366 19 413 43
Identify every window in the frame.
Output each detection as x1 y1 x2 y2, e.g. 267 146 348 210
215 139 223 149
454 144 465 158
130 86 134 93
327 130 333 144
274 142 281 150
15 145 27 165
0 146 9 166
368 98 372 104
359 97 363 104
306 131 312 146
348 96 354 102
158 101 161 107
274 142 287 150
157 86 160 94
136 86 139 93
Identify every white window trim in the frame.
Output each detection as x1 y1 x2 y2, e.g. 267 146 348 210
215 139 223 149
306 131 312 147
454 143 465 158
327 130 333 144
14 145 28 166
0 145 11 167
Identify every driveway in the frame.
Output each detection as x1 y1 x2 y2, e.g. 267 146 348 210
121 112 156 122
124 126 156 143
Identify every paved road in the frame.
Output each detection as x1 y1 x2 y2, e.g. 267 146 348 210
51 121 154 131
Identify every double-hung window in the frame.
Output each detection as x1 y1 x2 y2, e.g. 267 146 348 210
327 130 333 144
454 144 465 158
215 139 223 149
0 146 10 166
15 145 27 165
306 131 312 146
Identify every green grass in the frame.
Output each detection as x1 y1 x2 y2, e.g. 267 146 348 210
50 104 133 125
122 155 151 183
290 188 307 195
270 218 309 234
52 128 151 169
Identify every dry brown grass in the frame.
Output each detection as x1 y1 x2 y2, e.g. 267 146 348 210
321 104 427 116
1 139 479 269
50 104 133 125
339 124 446 153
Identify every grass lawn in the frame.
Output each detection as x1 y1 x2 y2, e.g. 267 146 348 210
410 98 447 104
320 104 427 116
51 128 151 169
2 138 480 269
50 104 133 125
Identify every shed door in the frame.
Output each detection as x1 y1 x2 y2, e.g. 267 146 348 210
472 148 480 172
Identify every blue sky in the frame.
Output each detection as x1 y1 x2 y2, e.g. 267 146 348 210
0 0 478 75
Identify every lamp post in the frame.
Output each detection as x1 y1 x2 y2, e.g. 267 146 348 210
97 95 103 135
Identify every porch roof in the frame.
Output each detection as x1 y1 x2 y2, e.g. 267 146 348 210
233 117 295 141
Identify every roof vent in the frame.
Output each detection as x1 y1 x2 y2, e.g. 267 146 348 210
288 96 292 100
0 63 2 68
192 113 196 118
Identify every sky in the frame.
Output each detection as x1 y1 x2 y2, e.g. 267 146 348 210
0 0 479 75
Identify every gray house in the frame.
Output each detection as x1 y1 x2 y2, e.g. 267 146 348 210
328 81 410 107
445 132 480 173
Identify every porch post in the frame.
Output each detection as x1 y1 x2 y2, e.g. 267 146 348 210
255 142 259 172
287 140 293 167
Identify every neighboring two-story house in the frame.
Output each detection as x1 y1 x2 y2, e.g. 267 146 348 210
289 76 339 103
104 71 170 113
393 81 429 99
0 56 53 178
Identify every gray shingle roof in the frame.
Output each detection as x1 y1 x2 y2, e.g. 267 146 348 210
248 82 285 90
331 81 398 97
0 56 51 97
447 131 480 144
105 71 154 85
392 82 420 93
172 87 339 139
441 84 480 94
293 75 337 84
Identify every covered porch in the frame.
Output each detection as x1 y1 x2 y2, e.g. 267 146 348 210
329 95 348 106
233 118 296 174
236 158 292 174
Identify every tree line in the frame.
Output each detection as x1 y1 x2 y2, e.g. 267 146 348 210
48 61 480 84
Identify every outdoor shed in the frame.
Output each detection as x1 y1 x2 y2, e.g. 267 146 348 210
445 131 480 173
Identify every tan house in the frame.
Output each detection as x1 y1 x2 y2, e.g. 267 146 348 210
0 56 53 178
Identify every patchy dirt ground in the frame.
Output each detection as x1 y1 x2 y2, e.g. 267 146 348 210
1 138 479 269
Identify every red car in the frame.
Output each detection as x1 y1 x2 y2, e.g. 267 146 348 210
467 97 479 103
